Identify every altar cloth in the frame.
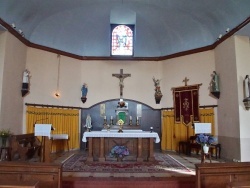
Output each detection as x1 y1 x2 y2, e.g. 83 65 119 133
82 131 160 143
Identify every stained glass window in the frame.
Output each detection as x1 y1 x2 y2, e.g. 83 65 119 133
111 24 134 56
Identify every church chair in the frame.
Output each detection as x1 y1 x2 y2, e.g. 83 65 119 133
187 135 201 155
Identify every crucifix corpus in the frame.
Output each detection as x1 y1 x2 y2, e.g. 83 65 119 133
183 77 189 86
112 69 131 98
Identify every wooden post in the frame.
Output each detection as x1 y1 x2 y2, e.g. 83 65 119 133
137 138 143 162
99 137 105 162
148 138 155 161
87 138 93 162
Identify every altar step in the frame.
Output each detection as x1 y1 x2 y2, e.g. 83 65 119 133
62 177 196 188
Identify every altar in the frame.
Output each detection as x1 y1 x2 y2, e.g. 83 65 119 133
82 130 160 162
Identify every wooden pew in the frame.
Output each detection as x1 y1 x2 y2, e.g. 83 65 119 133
0 161 62 188
10 133 41 161
196 162 250 188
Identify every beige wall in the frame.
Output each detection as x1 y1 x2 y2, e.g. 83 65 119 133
3 30 250 161
0 31 6 124
24 48 217 109
215 35 250 162
0 32 27 133
235 35 250 162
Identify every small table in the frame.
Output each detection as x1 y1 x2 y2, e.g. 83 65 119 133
210 143 221 159
179 141 189 155
51 134 69 152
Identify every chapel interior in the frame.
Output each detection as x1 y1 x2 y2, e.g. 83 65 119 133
0 1 250 188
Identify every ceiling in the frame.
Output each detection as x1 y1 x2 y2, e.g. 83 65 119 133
0 0 250 59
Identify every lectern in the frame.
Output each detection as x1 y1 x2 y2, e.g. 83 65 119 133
35 124 52 162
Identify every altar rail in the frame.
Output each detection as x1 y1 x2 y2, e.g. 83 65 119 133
195 162 250 188
0 161 62 188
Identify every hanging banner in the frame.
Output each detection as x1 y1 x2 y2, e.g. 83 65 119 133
173 85 200 125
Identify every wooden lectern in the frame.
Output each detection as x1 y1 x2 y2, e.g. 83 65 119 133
34 124 52 162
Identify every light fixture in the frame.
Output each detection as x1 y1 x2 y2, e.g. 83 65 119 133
55 92 60 97
11 23 16 28
217 34 223 40
55 54 61 98
226 28 230 33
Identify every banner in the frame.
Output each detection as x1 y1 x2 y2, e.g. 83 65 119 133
173 85 200 125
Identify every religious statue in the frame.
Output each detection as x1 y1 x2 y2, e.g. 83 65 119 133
153 76 163 104
210 71 220 99
244 75 250 98
85 114 92 131
81 83 88 103
21 69 31 97
243 75 250 110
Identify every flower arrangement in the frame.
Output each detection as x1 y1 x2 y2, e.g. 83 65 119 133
0 129 11 138
0 129 11 147
196 134 216 146
110 145 129 158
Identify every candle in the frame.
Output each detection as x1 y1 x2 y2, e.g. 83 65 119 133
130 116 132 120
137 117 139 120
104 116 106 119
111 116 113 120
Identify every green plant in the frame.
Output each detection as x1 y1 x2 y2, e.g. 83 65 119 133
0 129 11 137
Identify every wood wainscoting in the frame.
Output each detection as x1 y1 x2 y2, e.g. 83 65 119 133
196 162 250 188
0 161 62 188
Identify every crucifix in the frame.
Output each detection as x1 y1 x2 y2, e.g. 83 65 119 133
112 69 131 98
183 77 189 86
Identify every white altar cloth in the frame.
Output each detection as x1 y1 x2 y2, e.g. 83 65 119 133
82 131 160 143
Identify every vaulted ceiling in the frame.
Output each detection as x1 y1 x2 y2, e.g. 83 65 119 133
0 0 250 59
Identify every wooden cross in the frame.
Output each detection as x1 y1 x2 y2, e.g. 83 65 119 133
112 69 131 98
183 77 189 86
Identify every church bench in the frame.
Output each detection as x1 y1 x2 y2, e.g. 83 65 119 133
196 162 250 188
0 161 62 188
226 181 250 188
10 133 41 161
0 180 39 188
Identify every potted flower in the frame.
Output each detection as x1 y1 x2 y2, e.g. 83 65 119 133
196 134 216 153
110 145 129 161
0 129 11 147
